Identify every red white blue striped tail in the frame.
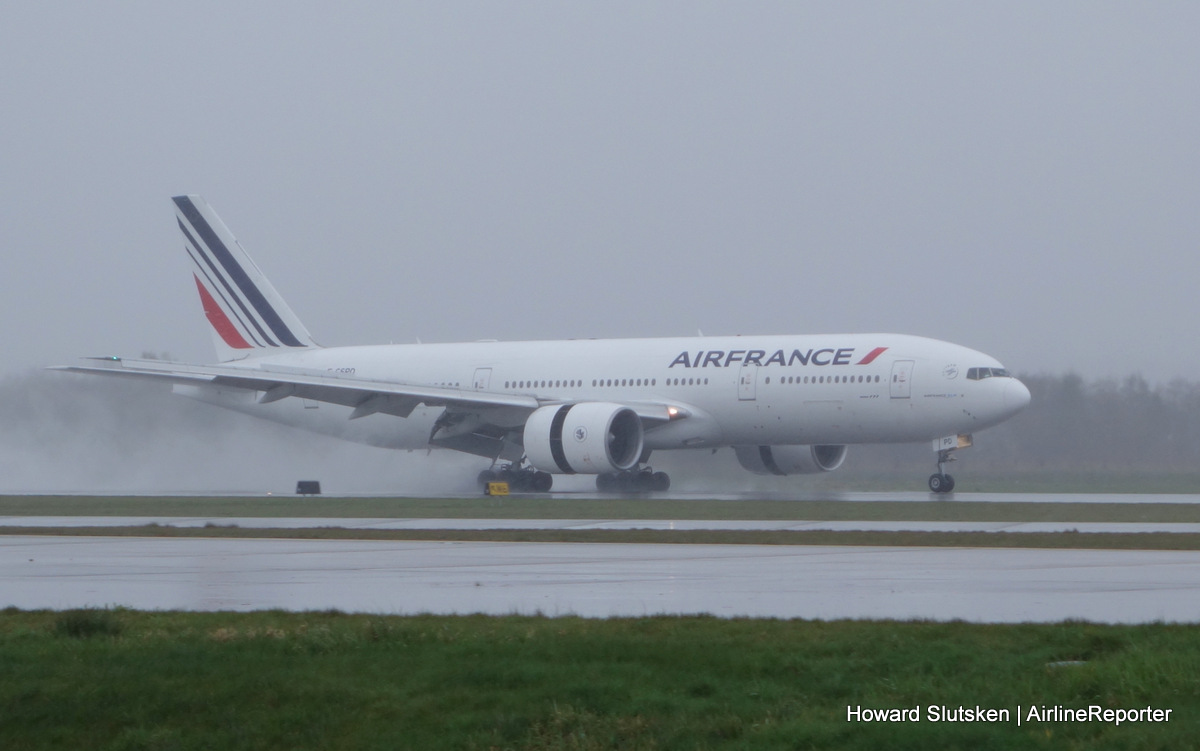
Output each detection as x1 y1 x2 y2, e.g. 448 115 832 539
173 195 318 362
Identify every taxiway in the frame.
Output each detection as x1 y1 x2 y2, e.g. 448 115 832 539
4 516 1200 534
4 535 1199 623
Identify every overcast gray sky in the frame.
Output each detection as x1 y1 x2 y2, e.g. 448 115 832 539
4 2 1197 382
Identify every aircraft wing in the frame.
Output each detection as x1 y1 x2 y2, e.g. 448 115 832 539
51 357 539 419
50 357 678 424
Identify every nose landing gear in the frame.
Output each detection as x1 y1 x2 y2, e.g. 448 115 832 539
928 446 956 494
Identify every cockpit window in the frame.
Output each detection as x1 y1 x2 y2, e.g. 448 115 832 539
967 367 1012 380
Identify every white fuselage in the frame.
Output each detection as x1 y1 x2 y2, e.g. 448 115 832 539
182 333 1030 453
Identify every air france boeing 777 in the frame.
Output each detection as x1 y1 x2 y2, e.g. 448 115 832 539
56 196 1031 493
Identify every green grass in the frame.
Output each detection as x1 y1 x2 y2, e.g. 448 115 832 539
5 524 1200 551
7 491 1200 549
3 494 1200 523
6 492 1200 550
1 609 1197 750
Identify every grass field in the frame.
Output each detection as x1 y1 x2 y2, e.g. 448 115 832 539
5 493 1200 550
4 493 1200 522
4 493 1198 747
2 608 1197 750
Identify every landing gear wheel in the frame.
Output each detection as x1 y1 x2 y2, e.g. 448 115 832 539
928 446 959 494
928 473 955 494
596 469 671 493
480 464 554 493
651 471 670 492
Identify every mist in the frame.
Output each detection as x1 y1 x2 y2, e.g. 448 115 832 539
4 4 1199 386
5 369 1198 496
0 372 482 496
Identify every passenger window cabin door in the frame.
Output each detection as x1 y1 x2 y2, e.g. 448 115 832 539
739 363 758 401
890 360 914 399
472 368 492 391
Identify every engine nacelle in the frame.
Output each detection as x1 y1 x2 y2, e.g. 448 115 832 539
524 402 645 474
733 444 848 476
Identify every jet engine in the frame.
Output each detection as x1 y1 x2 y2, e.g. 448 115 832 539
734 444 848 475
524 402 645 474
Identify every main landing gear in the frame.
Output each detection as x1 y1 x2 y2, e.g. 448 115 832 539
596 467 671 493
477 463 553 493
475 462 672 494
928 447 956 494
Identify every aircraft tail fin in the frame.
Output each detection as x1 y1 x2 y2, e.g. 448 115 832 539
173 195 319 362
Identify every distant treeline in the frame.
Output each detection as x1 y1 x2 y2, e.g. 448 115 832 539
849 374 1200 476
980 374 1200 472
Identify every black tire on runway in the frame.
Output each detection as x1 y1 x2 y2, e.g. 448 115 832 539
651 472 670 492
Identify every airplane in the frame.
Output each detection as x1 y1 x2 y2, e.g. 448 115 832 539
55 195 1031 494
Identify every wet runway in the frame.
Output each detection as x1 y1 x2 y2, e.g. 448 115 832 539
4 535 1199 622
17 491 1200 503
570 491 1200 505
4 491 1198 622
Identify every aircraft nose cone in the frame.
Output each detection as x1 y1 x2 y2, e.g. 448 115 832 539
1004 378 1032 414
